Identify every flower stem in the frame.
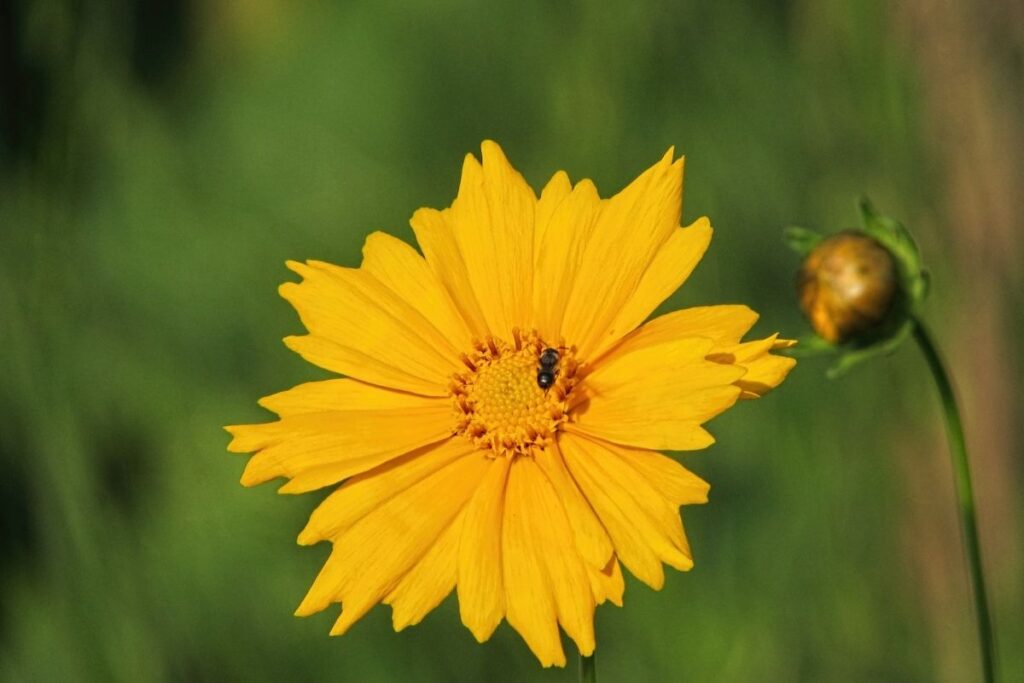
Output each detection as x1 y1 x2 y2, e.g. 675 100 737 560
912 319 995 682
579 652 596 683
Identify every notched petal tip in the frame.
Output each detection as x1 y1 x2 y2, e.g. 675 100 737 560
239 461 270 487
464 621 499 644
480 138 506 159
545 169 572 190
686 215 713 234
283 259 310 276
458 152 484 191
277 281 300 303
296 527 319 546
292 594 325 618
329 612 359 636
223 425 249 453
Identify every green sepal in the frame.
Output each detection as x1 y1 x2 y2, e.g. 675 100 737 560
826 319 913 378
857 197 929 312
783 225 823 256
783 334 835 357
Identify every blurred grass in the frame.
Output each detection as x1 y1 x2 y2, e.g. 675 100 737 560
1 1 1021 681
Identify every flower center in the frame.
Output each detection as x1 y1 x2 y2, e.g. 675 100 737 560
450 330 578 458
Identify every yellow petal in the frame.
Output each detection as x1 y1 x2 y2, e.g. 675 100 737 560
603 305 759 360
257 377 431 417
280 260 460 394
457 455 511 642
535 444 614 570
521 456 596 657
617 447 710 507
409 206 490 340
587 556 625 607
534 170 572 249
562 149 684 358
298 438 474 545
227 401 452 493
360 231 475 352
283 335 447 397
590 217 713 360
560 433 693 589
707 334 797 399
503 457 565 668
572 337 744 451
531 178 601 343
384 507 465 631
448 141 537 338
734 353 796 398
294 451 488 634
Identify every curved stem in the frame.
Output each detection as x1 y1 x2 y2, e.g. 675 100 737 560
913 320 995 682
579 652 596 683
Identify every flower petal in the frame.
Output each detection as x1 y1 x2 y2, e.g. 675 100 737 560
457 455 510 642
617 448 710 507
571 337 744 451
283 335 447 397
360 231 475 352
280 260 460 395
502 457 565 667
522 456 596 657
447 141 537 338
560 433 693 590
294 451 488 634
734 353 796 398
562 149 684 358
707 334 797 399
384 507 465 632
531 178 601 343
410 206 491 340
589 217 713 359
587 556 625 607
535 444 614 570
298 438 473 545
534 170 572 249
604 304 759 359
227 399 453 493
257 377 430 417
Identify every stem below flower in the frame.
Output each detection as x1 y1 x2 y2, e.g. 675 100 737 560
579 652 595 683
913 320 995 682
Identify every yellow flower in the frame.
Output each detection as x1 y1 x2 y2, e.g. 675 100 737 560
226 141 795 667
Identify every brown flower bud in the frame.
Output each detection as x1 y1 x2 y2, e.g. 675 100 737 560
797 231 899 344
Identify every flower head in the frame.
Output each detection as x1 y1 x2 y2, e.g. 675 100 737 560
786 198 930 377
227 142 795 666
797 230 898 344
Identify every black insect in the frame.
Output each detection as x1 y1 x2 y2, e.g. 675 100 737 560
537 347 560 389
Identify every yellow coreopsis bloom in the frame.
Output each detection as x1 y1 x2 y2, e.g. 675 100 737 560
227 141 795 667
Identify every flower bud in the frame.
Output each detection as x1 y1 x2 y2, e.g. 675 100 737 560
797 230 898 344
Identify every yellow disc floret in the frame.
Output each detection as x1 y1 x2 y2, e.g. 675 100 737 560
451 330 578 458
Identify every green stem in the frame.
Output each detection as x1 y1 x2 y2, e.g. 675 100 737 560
912 320 995 682
579 652 596 683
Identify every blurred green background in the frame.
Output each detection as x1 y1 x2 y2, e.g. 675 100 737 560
2 1 1021 681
